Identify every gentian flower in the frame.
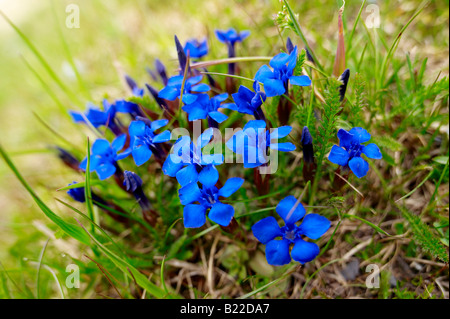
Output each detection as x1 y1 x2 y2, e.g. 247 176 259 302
254 46 311 97
123 170 158 225
182 93 236 127
184 38 209 59
252 196 331 265
338 69 350 102
158 75 210 103
162 128 223 186
328 128 382 178
179 166 244 228
226 120 296 168
215 28 250 52
80 134 130 180
128 117 171 166
301 126 316 182
67 182 86 203
231 81 266 121
215 28 250 76
70 101 121 135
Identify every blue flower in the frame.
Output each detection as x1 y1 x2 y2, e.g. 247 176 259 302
162 128 224 186
128 117 171 166
252 196 331 265
215 28 250 47
80 134 130 180
158 75 210 102
67 182 85 203
182 93 236 125
226 120 296 168
179 167 244 228
328 127 382 178
254 46 311 97
184 38 209 59
231 82 266 120
70 101 117 129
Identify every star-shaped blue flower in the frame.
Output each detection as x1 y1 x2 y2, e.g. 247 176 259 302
162 128 224 186
252 196 331 265
184 38 209 59
231 82 266 120
328 127 382 178
254 46 311 97
226 120 296 168
179 166 244 228
128 117 171 166
80 134 130 180
158 75 210 102
215 28 250 46
182 93 236 124
70 101 117 129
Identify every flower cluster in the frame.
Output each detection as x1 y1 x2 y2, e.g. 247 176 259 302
64 26 383 269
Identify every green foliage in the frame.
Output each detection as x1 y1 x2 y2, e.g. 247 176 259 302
399 205 449 263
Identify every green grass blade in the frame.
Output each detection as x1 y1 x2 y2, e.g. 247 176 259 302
0 144 91 246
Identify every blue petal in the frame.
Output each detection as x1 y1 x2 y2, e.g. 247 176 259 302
153 130 171 143
69 111 85 123
328 145 350 166
337 129 355 149
201 154 224 166
191 83 210 93
198 165 219 188
176 164 199 187
276 195 306 226
167 75 184 87
226 130 246 154
265 239 292 266
179 182 201 205
129 121 146 137
96 163 116 180
187 107 208 121
238 30 250 41
208 111 228 124
298 214 331 240
348 157 369 178
263 79 286 97
362 143 382 159
182 93 198 105
220 103 238 111
132 145 152 166
158 86 180 101
197 128 214 149
254 65 274 83
208 202 234 226
269 52 290 69
291 238 320 264
349 127 371 143
186 75 203 86
79 155 100 172
183 204 207 228
162 154 184 177
151 119 169 132
111 134 126 152
269 126 292 139
270 142 296 152
251 216 282 244
218 177 244 197
92 139 110 155
289 75 311 86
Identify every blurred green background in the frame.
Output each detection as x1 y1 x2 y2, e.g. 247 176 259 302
0 0 448 298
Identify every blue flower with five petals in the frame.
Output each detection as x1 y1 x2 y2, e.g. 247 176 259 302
226 120 296 168
252 196 331 265
254 46 311 97
328 127 382 178
231 82 267 120
215 28 250 47
162 128 224 186
158 75 210 103
128 117 171 166
80 135 130 180
182 93 236 125
179 165 244 228
184 38 209 59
